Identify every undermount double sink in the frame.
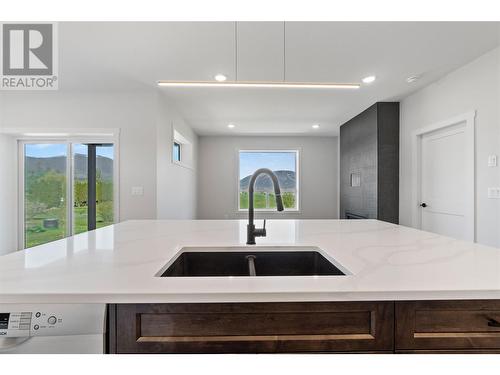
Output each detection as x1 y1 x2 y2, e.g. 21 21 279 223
158 247 348 277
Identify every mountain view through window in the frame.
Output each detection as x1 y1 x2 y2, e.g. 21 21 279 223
239 151 298 210
24 143 114 248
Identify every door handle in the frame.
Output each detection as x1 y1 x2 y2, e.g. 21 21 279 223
420 203 427 208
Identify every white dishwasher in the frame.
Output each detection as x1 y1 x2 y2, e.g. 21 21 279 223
0 304 106 354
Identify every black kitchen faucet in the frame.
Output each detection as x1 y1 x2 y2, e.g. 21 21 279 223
246 168 284 245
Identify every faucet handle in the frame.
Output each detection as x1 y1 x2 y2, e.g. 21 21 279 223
253 220 267 238
260 219 267 237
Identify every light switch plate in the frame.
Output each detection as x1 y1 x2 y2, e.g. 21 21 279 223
131 186 144 196
488 155 497 167
487 187 500 199
350 172 361 187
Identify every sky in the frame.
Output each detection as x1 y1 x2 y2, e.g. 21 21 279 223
25 144 114 159
239 151 296 179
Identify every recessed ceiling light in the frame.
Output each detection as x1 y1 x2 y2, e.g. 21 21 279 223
214 74 227 82
312 124 320 129
227 124 235 129
362 75 376 84
406 75 420 83
158 81 360 89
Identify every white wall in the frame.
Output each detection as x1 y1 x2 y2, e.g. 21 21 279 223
400 47 500 247
0 91 158 225
0 134 17 255
0 89 199 254
156 93 198 219
197 136 338 220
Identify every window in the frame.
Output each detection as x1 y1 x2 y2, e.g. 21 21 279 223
173 142 181 162
172 129 194 169
239 150 299 211
21 141 116 249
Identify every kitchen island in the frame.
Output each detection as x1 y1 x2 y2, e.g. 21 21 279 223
1 219 500 353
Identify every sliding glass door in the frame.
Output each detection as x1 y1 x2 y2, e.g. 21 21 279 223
24 143 69 248
72 143 114 234
73 143 89 235
22 142 115 249
95 144 114 229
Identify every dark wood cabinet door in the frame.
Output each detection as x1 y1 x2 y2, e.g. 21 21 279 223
396 300 500 352
113 302 394 353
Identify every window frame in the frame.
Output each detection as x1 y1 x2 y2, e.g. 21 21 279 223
14 129 120 250
171 127 194 170
237 149 300 212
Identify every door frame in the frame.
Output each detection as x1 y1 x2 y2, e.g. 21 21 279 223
12 128 120 250
410 111 476 242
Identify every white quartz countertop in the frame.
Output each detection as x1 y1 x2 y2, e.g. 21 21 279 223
1 219 500 303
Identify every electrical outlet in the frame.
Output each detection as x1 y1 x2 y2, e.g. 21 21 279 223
488 155 498 167
487 187 500 199
131 186 144 196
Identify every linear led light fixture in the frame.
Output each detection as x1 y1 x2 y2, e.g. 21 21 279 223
157 80 360 89
22 133 71 137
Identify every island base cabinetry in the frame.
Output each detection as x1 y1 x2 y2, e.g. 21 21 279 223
395 300 500 353
108 300 500 354
110 302 394 353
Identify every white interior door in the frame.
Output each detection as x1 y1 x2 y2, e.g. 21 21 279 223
419 122 470 240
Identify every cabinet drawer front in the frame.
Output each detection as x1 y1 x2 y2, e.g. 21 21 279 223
140 311 371 337
396 301 500 351
115 302 394 353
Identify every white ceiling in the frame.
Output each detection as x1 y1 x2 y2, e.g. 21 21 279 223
57 22 500 135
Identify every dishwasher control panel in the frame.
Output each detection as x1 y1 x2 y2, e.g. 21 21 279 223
0 312 33 337
0 304 105 338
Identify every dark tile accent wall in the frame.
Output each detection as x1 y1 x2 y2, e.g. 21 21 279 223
339 102 399 224
340 105 378 220
377 103 400 224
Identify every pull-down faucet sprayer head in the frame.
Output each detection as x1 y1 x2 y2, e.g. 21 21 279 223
274 191 284 212
247 168 285 245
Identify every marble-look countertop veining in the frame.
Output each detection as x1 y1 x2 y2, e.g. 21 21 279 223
1 219 499 303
